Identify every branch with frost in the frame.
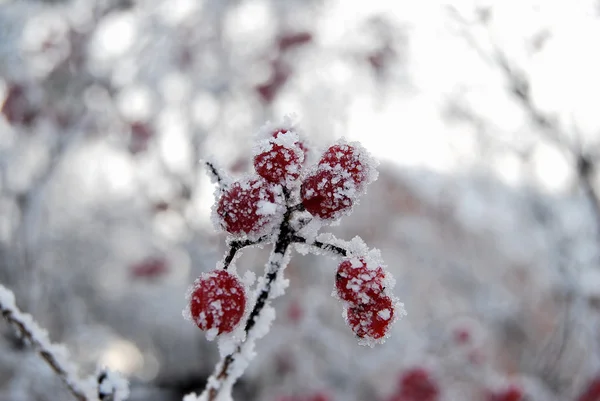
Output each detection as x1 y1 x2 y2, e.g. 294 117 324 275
188 196 296 401
185 129 402 400
203 160 230 191
0 284 129 401
448 5 600 239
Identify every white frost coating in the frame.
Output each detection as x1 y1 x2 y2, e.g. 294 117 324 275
256 200 278 215
201 157 233 187
0 283 122 401
254 114 298 141
0 285 16 310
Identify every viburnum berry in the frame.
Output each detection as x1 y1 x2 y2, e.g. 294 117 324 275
345 294 395 340
254 130 304 185
189 270 246 335
300 169 353 220
486 385 523 401
577 376 600 401
318 143 373 189
216 177 282 236
335 257 385 305
394 368 439 401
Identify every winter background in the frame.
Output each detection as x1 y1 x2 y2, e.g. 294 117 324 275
1 0 600 400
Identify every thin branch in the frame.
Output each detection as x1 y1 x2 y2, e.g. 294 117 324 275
222 237 268 270
197 204 296 401
291 235 348 258
204 160 228 190
0 284 96 401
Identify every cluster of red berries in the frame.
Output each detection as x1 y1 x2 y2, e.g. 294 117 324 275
214 128 377 237
188 127 386 338
389 368 440 401
336 257 397 341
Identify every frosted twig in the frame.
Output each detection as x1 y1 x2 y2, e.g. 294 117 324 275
204 161 229 190
223 236 267 271
0 284 96 401
198 200 296 401
291 235 348 258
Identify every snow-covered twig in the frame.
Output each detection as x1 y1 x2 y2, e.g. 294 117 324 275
0 284 95 401
0 284 128 401
204 161 229 191
223 237 267 271
291 235 348 258
196 204 296 401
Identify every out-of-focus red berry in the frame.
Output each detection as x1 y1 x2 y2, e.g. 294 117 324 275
189 270 246 335
486 384 523 401
1 84 38 126
575 377 600 401
278 32 312 52
130 257 169 279
397 367 439 401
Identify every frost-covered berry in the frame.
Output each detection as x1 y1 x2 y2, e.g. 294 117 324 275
254 130 304 185
318 143 375 190
216 177 282 236
189 270 246 335
345 294 395 340
300 169 353 220
335 257 385 305
396 368 439 401
486 385 523 401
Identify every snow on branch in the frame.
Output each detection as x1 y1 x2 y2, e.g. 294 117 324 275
0 284 129 401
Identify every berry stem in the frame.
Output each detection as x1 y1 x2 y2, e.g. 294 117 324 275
204 160 228 190
291 235 348 258
223 237 267 270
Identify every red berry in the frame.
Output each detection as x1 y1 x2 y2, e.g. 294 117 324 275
308 392 329 401
486 385 523 401
335 257 385 305
453 327 471 345
397 368 439 401
254 132 303 185
1 84 38 126
577 377 600 401
189 270 246 335
300 169 353 220
216 177 281 235
346 294 394 340
272 129 309 162
130 257 168 280
319 143 371 189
